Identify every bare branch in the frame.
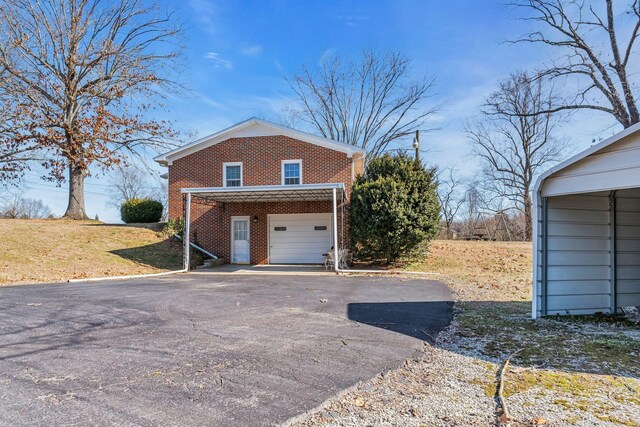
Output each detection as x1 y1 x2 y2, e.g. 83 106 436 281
511 0 640 127
287 49 441 158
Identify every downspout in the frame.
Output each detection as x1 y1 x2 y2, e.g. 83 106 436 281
332 188 339 271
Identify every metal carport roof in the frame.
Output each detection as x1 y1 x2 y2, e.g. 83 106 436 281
181 183 345 202
180 183 345 271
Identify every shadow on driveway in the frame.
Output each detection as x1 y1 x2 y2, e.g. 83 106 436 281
348 301 453 341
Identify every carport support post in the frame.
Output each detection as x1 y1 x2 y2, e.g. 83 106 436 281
184 192 191 271
332 188 339 271
541 197 548 317
610 191 617 314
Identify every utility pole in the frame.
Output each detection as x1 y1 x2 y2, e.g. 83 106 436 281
413 130 420 162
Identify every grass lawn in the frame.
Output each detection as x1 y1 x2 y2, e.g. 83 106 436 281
410 240 640 425
0 219 183 285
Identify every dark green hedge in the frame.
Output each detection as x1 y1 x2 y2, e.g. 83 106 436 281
350 153 440 264
120 198 163 223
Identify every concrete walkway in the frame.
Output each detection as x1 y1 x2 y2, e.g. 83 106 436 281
194 263 332 275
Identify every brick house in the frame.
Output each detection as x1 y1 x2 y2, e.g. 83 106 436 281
155 118 365 268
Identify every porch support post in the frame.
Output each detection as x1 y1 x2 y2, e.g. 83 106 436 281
184 192 191 271
332 188 339 270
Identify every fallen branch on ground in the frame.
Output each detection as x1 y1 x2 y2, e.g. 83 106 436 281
496 349 523 426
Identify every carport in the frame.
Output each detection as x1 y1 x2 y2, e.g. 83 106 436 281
533 123 640 318
181 183 346 269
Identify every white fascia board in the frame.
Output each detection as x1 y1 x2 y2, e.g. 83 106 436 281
154 118 364 165
181 183 345 194
254 119 363 157
154 119 256 165
534 121 640 197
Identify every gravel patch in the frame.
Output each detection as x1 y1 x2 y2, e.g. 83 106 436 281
289 320 640 427
289 328 494 427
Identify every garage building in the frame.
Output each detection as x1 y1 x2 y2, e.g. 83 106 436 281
533 123 640 318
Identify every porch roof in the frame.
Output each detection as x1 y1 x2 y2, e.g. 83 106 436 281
181 183 345 202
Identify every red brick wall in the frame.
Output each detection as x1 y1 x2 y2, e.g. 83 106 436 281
168 135 352 219
167 135 352 264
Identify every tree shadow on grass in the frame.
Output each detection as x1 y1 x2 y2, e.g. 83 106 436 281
109 240 183 270
453 300 638 378
83 222 166 232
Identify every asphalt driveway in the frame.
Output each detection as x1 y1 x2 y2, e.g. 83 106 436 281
0 273 452 426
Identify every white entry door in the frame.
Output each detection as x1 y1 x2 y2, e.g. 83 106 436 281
269 213 332 264
231 217 250 264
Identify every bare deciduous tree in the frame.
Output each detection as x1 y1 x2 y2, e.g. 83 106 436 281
288 49 440 157
513 0 640 127
149 179 168 221
467 72 565 240
0 0 182 219
108 166 152 208
1 189 52 219
108 165 168 219
437 167 465 239
461 179 486 238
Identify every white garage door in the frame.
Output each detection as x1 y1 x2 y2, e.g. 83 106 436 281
269 213 333 264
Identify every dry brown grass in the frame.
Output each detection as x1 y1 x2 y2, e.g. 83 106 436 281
0 219 183 285
410 240 639 374
409 240 533 302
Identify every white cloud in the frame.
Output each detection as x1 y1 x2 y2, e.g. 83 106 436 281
319 48 336 64
204 52 233 69
193 92 225 109
240 44 262 56
336 15 370 27
189 0 217 34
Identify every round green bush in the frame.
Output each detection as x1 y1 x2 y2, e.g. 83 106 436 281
120 198 164 223
350 152 440 264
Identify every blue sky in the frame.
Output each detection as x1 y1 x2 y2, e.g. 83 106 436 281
19 0 624 222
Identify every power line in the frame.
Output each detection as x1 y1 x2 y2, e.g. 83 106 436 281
21 171 161 190
20 180 111 197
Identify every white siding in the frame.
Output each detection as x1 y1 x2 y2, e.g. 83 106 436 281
541 193 612 316
542 132 640 197
615 188 640 308
536 189 640 317
535 124 640 317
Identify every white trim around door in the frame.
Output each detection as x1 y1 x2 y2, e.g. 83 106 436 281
230 216 250 264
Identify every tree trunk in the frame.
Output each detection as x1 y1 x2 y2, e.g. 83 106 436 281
524 192 533 241
63 162 88 219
